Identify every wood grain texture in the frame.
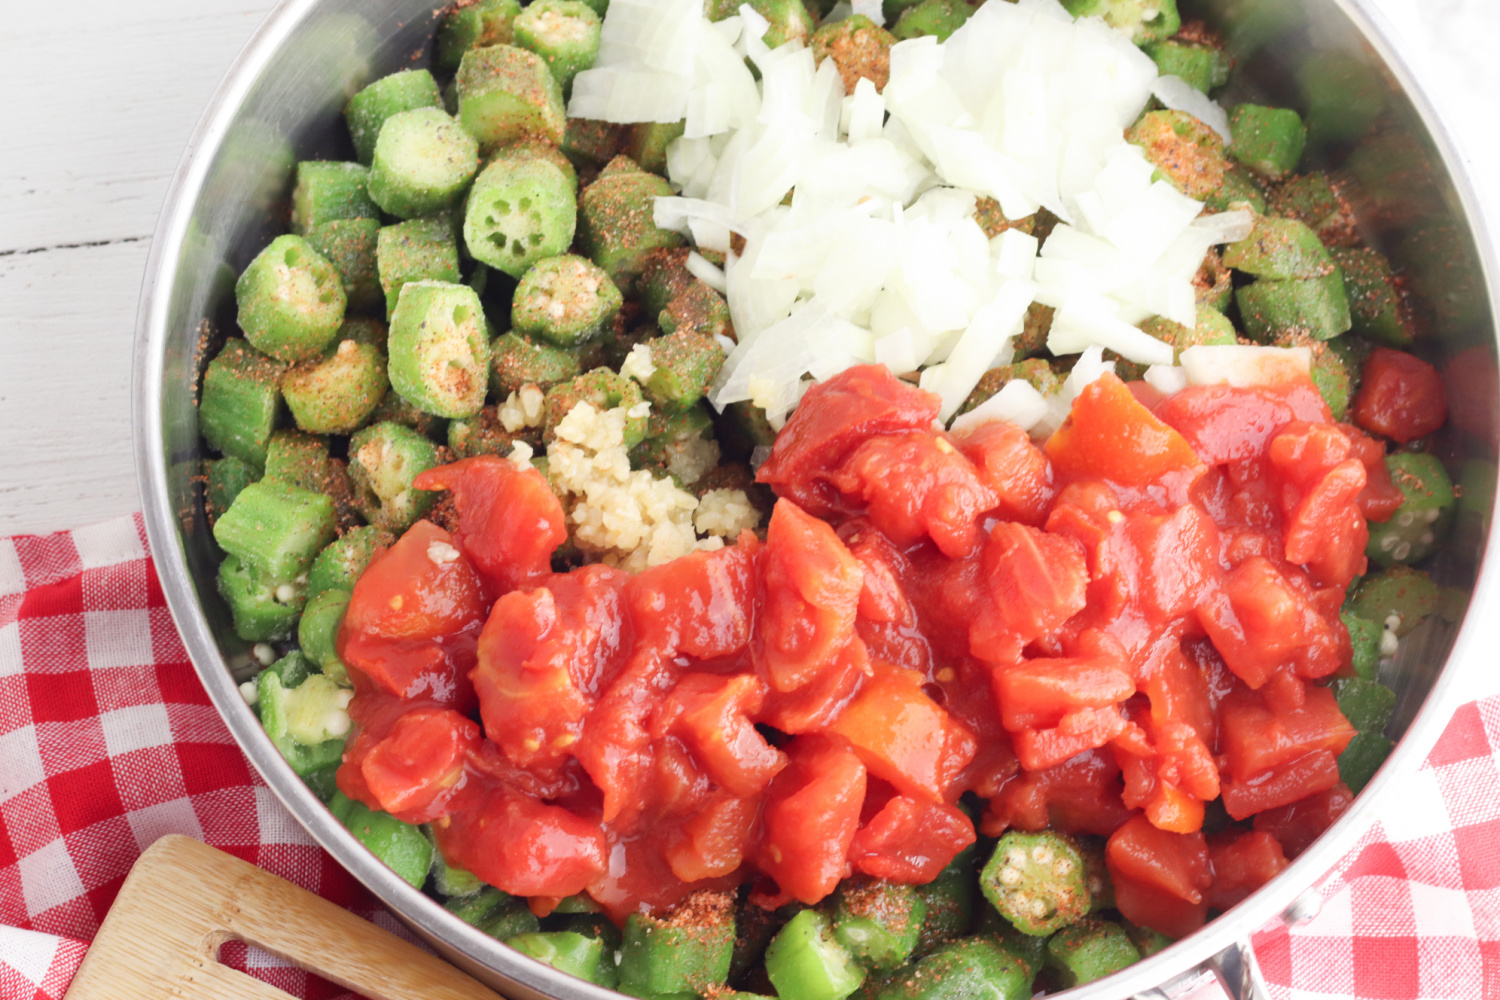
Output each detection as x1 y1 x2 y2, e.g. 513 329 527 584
64 835 504 1000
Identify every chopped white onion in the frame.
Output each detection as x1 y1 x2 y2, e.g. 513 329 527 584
950 378 1051 435
1180 345 1314 388
687 251 728 293
1151 75 1233 143
852 0 884 24
1144 364 1188 396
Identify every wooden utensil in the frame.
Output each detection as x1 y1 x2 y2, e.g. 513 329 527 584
63 833 504 1000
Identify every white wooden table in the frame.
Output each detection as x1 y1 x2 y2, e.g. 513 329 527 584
0 0 1496 699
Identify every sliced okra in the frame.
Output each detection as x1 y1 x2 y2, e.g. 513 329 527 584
263 430 331 494
388 280 491 419
914 843 979 956
707 0 815 47
872 937 1031 1000
214 479 337 582
1123 921 1173 959
561 116 626 174
1331 677 1397 735
328 791 432 889
543 367 649 445
1124 110 1226 201
1142 36 1230 93
1367 453 1455 567
434 0 523 74
641 331 726 414
1140 305 1237 360
765 909 865 1000
1228 104 1307 181
1060 0 1179 42
1045 919 1140 988
347 421 441 532
1268 173 1358 249
1341 610 1382 681
206 457 259 528
258 655 351 774
236 235 348 363
624 120 686 177
377 216 462 319
367 387 449 441
1236 271 1352 342
282 339 388 435
620 891 737 997
577 156 685 291
448 405 531 459
512 254 622 346
514 0 602 97
1222 215 1334 280
891 0 975 41
833 879 927 973
492 332 582 395
979 830 1090 937
345 68 445 165
1204 161 1267 214
463 156 578 278
507 931 617 988
298 587 351 685
1338 731 1393 793
958 360 1063 417
306 524 391 598
1346 566 1439 639
1194 248 1234 312
660 281 732 340
367 108 479 220
448 885 530 930
306 217 383 315
456 43 567 152
428 834 485 899
217 555 305 642
200 338 286 471
291 161 379 235
489 138 579 193
1333 246 1414 348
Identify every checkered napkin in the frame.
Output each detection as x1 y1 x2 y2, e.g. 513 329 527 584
1 514 1499 1000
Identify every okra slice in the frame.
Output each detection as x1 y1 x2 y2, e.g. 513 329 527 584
348 421 441 532
282 339 388 435
428 836 485 899
512 254 622 346
1306 339 1352 422
464 156 577 278
980 830 1090 937
660 282 732 340
214 480 337 582
914 844 979 955
492 332 582 394
1140 305 1237 360
217 555 304 641
306 218 384 315
1332 677 1396 735
1044 919 1140 988
958 359 1062 417
490 139 579 193
346 68 445 165
1124 110 1226 201
447 886 537 935
765 909 865 1000
201 338 286 471
1204 162 1267 214
619 891 736 997
1142 37 1230 93
514 0 602 97
1268 173 1358 249
707 0 815 47
449 406 528 459
258 659 351 774
388 280 491 418
1367 453 1455 567
833 879 927 973
306 524 391 598
1223 216 1333 280
641 331 726 414
1123 922 1172 959
508 931 617 988
1346 566 1439 638
1338 731 1393 793
298 587 351 685
1342 610 1382 680
206 457 258 528
291 161 380 235
544 368 648 445
624 121 687 177
377 216 462 318
236 235 348 363
1060 0 1179 43
1228 104 1307 181
367 108 479 220
891 0 975 41
561 117 626 174
1332 246 1414 348
263 430 331 494
367 387 448 441
578 156 685 291
456 44 567 152
328 792 432 889
872 937 1031 1000
1236 271 1351 342
435 0 523 74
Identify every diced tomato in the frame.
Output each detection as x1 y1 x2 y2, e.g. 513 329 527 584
1197 557 1345 689
342 520 486 643
848 795 976 883
970 521 1088 665
828 662 977 802
758 364 942 516
434 788 606 899
1129 504 1222 622
665 792 762 883
1047 373 1206 489
588 831 741 923
1338 424 1404 523
471 565 629 780
1353 347 1448 444
994 630 1134 732
1158 385 1300 466
574 647 677 829
1252 782 1354 858
953 420 1054 526
652 735 714 819
412 456 565 593
655 673 785 798
1221 749 1343 821
1106 814 1211 904
844 527 933 675
1014 705 1129 772
1111 869 1209 940
988 748 1133 838
1219 683 1356 785
758 735 867 904
754 500 864 693
627 540 758 659
357 707 479 824
1206 831 1288 910
757 638 868 734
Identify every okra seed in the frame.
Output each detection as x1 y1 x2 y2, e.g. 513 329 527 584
1420 531 1435 544
1380 534 1398 552
1053 858 1074 877
252 642 277 666
1030 899 1047 918
1031 844 1053 864
1397 511 1415 527
1006 848 1026 868
999 866 1021 886
1425 508 1441 523
1384 613 1402 631
238 680 259 705
1394 542 1411 560
1381 630 1400 656
274 583 297 603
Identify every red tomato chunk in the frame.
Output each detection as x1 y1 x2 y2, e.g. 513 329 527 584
334 361 1410 922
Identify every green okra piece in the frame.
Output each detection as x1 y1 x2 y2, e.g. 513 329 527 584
214 479 338 582
1059 0 1179 43
1075 836 1114 914
659 281 732 340
980 830 1090 937
258 659 351 775
638 248 698 318
377 216 462 319
1367 453 1455 568
1236 271 1351 343
346 68 445 165
492 332 582 394
914 843 979 955
302 763 341 803
833 879 927 974
641 330 725 414
447 885 524 927
1123 922 1173 959
514 0 602 97
1228 104 1307 181
1342 610 1382 681
641 401 713 448
348 421 442 532
456 44 567 152
1195 248 1234 312
512 254 622 346
201 338 286 471
810 16 896 94
329 792 433 889
1331 677 1397 735
1045 919 1140 988
464 155 578 278
1140 305 1237 360
1222 215 1333 280
262 430 331 494
387 280 491 418
448 406 526 459
367 108 479 220
306 218 384 315
298 587 351 685
1307 340 1352 422
1268 173 1358 249
561 117 626 174
543 367 649 445
623 121 686 177
367 387 448 440
435 0 523 74
206 457 259 528
291 161 380 235
729 899 783 985
306 524 392 598
428 835 485 899
973 197 1035 240
577 156 684 292
1338 731 1393 793
1346 566 1439 638
508 931 617 988
236 235 348 363
281 339 388 435
1333 246 1414 348
1297 52 1387 147
620 892 736 997
891 0 975 42
217 554 304 642
1204 162 1268 214
490 138 579 192
706 0 816 48
1142 36 1230 93
873 937 1031 1000
958 359 1061 417
765 909 865 1000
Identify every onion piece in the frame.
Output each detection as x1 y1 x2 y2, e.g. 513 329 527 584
687 251 728 293
950 378 1050 435
1180 345 1314 388
1151 75 1233 143
1144 364 1188 396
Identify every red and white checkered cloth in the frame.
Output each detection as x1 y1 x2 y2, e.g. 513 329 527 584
1 514 1498 999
